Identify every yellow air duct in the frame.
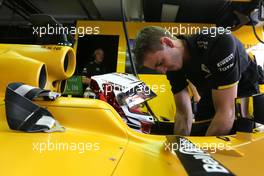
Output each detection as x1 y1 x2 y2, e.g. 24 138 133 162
0 44 76 91
0 50 47 96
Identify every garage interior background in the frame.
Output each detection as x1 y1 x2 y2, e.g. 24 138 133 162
0 0 263 69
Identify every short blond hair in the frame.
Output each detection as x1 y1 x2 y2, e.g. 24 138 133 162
133 26 176 67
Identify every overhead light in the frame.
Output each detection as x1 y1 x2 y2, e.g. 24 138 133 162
161 4 179 22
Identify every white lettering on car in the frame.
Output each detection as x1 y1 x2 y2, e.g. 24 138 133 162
178 138 230 174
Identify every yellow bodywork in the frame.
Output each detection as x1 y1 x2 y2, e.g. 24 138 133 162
2 94 264 175
1 21 264 175
1 93 264 175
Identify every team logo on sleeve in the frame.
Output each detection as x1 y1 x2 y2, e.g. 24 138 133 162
217 53 234 72
197 41 208 49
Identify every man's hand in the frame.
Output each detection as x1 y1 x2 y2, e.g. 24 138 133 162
82 76 91 85
206 84 237 136
174 87 193 135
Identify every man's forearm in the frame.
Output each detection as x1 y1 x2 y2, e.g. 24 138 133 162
208 85 237 136
206 111 235 136
173 88 193 136
174 112 193 135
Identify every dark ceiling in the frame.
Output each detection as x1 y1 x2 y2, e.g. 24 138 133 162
0 0 261 43
0 0 260 25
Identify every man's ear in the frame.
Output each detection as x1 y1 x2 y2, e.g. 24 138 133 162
160 37 174 48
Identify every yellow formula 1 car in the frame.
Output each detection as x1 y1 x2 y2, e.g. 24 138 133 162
0 42 264 176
